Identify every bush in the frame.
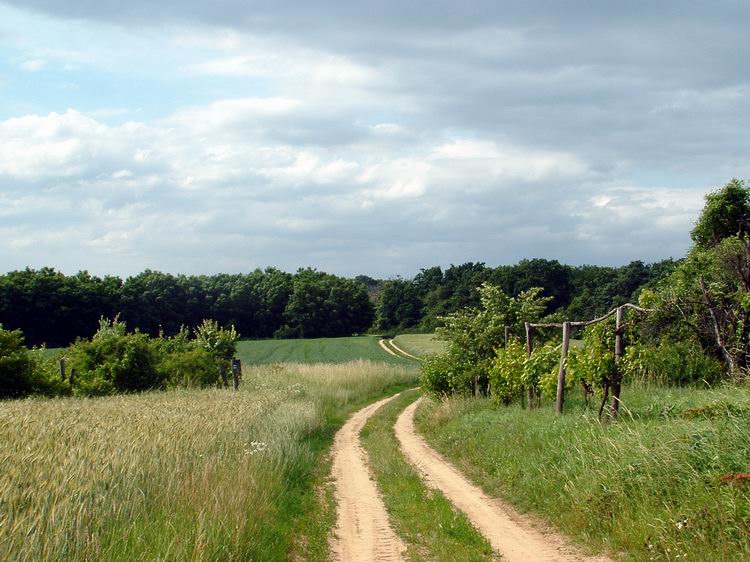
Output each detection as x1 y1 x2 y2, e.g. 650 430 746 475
159 347 220 388
0 326 36 398
421 351 475 397
488 340 526 404
0 326 70 398
68 318 163 396
622 340 723 386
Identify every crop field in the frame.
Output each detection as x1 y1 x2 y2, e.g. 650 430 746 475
236 335 408 365
0 360 419 561
391 334 445 357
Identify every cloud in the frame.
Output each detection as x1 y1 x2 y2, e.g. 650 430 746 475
0 1 747 277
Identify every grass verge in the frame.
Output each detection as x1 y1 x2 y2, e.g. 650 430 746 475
360 389 496 561
415 384 750 561
0 360 419 561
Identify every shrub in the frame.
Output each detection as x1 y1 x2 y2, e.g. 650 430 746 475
488 340 526 404
0 326 70 398
68 318 163 395
421 351 475 397
622 340 723 386
159 347 220 388
0 325 36 398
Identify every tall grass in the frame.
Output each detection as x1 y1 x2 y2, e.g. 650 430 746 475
415 384 750 561
0 360 418 561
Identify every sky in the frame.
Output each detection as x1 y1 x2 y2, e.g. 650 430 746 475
0 1 748 279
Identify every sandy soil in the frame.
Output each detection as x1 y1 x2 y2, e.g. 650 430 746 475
378 338 400 357
329 394 406 562
395 398 612 562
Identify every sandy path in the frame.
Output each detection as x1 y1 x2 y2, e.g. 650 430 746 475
378 338 400 357
395 398 612 562
330 394 406 562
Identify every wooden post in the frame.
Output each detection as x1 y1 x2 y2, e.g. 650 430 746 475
610 306 625 419
69 368 76 386
231 359 241 391
555 321 571 416
220 364 228 388
525 322 534 408
59 358 66 381
504 325 510 348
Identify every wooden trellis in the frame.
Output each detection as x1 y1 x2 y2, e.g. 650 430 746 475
526 303 653 417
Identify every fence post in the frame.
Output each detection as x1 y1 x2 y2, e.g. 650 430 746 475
231 359 241 391
220 364 229 388
59 358 66 381
525 322 534 408
610 306 625 419
555 321 571 416
504 325 510 348
69 368 76 386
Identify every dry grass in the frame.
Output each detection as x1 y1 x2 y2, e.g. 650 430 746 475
0 360 418 561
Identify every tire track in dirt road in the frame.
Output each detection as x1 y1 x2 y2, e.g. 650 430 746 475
378 338 400 358
395 398 613 562
329 394 406 562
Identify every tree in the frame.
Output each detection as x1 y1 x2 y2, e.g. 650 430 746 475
376 279 423 332
691 178 750 249
278 269 374 338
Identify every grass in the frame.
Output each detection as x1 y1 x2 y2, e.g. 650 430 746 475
0 360 419 561
360 390 496 561
236 335 408 365
415 384 750 561
391 334 446 357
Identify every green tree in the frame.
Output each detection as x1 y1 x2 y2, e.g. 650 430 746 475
376 279 423 332
691 178 750 248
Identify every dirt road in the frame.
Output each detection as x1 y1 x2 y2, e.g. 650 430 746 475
395 398 611 562
329 394 406 562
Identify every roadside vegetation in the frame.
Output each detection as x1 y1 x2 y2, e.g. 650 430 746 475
0 361 419 561
360 390 495 561
416 385 750 561
416 179 750 560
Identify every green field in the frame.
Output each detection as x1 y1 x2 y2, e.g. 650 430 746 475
391 334 446 357
236 335 408 365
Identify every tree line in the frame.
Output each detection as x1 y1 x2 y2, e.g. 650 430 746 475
372 258 677 334
0 259 674 349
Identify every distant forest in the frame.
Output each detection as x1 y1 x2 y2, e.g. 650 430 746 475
0 259 677 347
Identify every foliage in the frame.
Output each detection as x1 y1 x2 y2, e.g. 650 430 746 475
0 325 70 398
68 318 163 395
566 321 616 394
488 340 526 403
691 178 750 249
376 278 423 332
524 342 561 400
647 233 750 376
622 340 723 386
277 269 374 338
421 283 551 397
193 319 239 362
